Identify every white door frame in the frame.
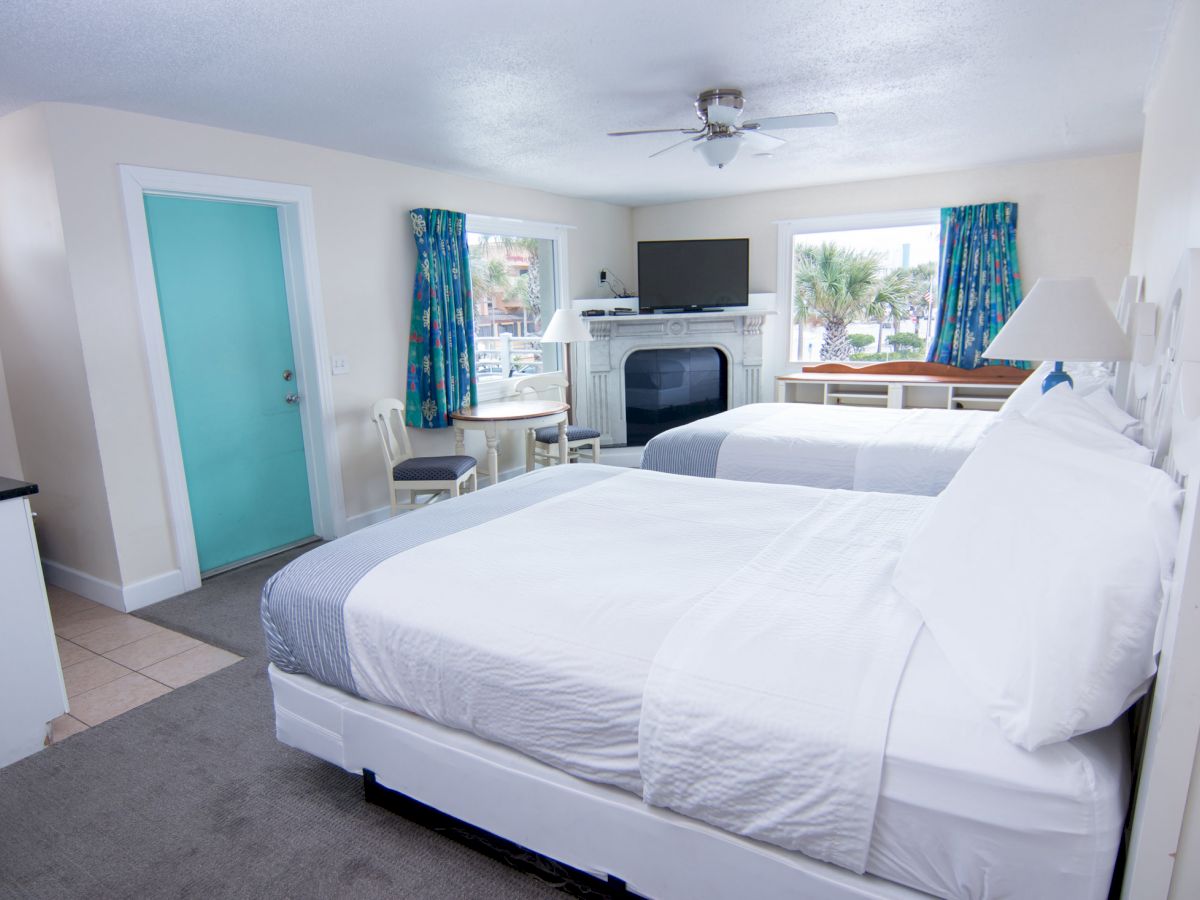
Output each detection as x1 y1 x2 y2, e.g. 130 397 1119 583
119 165 345 592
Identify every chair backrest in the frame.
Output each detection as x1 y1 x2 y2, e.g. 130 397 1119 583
371 398 414 472
513 372 567 402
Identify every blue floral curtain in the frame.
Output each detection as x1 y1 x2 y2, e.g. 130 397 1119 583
405 209 477 428
927 202 1029 369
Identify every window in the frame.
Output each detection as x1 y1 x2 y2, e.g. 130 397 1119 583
779 211 940 365
465 215 569 393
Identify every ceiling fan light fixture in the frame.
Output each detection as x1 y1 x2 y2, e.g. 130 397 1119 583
609 88 837 168
695 133 742 169
695 88 745 126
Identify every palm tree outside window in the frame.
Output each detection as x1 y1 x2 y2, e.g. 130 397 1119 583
788 220 940 363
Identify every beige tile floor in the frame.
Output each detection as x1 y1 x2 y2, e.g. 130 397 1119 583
46 586 241 741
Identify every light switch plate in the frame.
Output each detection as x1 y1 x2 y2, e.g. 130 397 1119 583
331 355 350 375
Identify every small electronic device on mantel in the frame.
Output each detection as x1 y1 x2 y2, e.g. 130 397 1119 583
637 238 749 313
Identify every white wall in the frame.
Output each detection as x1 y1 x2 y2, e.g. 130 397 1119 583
0 347 22 478
8 102 633 589
1127 2 1200 896
0 106 121 582
1129 0 1200 307
633 153 1141 384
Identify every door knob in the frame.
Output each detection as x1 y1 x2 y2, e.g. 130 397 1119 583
285 393 301 405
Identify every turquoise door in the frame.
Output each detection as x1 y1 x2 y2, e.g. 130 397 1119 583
144 195 315 574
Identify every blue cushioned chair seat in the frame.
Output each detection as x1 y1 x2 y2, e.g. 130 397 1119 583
392 455 476 481
533 424 602 444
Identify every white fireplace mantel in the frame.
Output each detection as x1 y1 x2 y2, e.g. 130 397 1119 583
569 306 775 446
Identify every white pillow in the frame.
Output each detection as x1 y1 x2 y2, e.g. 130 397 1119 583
998 362 1112 419
1024 385 1151 464
996 362 1049 418
1083 386 1140 435
892 417 1181 750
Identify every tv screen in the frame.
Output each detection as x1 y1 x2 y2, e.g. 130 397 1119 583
637 239 749 310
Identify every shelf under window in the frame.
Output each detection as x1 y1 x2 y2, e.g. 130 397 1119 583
950 396 1007 410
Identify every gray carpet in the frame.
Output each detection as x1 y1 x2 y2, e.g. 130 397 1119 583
0 547 558 899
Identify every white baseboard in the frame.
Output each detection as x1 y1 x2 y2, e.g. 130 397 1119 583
42 559 187 613
41 560 124 610
122 569 188 611
344 505 392 533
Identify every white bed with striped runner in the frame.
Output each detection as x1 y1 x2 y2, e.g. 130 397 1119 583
640 402 995 494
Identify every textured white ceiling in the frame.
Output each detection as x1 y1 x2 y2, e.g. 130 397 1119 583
0 0 1171 206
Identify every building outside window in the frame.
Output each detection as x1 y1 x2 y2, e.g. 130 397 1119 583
465 216 569 392
781 212 940 365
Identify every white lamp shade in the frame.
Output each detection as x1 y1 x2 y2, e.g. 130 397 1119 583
982 277 1131 363
695 134 742 168
540 309 594 344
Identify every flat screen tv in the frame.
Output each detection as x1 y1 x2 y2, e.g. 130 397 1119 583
637 238 749 311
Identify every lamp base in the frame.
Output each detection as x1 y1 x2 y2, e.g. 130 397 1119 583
1041 361 1074 394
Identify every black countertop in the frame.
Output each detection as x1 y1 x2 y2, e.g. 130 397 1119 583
0 477 38 502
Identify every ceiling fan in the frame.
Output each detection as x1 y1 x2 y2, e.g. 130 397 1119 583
608 88 837 169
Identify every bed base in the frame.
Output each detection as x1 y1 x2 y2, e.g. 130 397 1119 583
363 769 635 899
270 666 926 900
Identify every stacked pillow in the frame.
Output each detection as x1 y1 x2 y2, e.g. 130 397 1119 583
893 383 1181 751
997 362 1140 439
1023 384 1150 463
1083 386 1141 436
997 360 1113 419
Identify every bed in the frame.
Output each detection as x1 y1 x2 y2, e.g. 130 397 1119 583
639 401 997 493
264 465 1129 899
637 359 1144 493
265 258 1200 900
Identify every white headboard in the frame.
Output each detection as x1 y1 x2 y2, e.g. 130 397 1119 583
1114 275 1144 407
1120 248 1200 899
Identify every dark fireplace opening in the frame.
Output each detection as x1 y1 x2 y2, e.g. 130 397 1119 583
624 347 729 446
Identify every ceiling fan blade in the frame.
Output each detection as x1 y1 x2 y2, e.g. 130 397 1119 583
742 112 838 131
649 135 705 158
739 129 787 149
608 127 704 137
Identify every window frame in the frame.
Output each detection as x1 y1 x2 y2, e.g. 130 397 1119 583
775 208 941 370
465 214 572 401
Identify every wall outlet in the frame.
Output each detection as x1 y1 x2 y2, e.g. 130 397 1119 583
331 355 350 375
599 269 608 284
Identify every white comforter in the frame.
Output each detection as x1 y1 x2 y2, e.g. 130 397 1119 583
343 468 925 870
712 404 995 494
640 490 923 872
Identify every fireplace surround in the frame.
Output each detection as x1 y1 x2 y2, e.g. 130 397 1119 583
568 309 769 446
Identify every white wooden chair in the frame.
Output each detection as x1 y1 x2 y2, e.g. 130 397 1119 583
371 398 477 514
512 374 601 470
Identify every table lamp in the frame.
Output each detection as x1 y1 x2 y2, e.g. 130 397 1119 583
540 309 594 423
983 277 1131 392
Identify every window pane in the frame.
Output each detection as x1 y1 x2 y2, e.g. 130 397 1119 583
468 232 560 382
790 222 940 363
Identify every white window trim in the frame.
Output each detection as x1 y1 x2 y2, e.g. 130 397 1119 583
465 214 573 401
776 208 941 370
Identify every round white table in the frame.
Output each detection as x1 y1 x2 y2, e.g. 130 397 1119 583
450 400 569 486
